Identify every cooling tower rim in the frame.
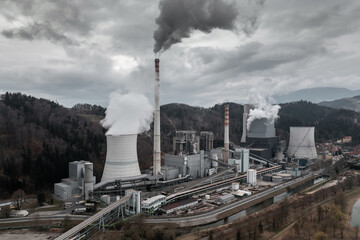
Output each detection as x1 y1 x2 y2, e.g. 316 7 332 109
105 133 138 137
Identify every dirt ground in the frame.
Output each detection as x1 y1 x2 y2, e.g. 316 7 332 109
0 229 59 240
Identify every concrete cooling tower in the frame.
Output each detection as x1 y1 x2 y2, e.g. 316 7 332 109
287 127 317 159
101 134 141 182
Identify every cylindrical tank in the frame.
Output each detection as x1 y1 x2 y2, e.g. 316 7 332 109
232 182 240 191
84 162 93 183
272 176 283 183
136 192 141 214
101 134 141 182
84 162 94 200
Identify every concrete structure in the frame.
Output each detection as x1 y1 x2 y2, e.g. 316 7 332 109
160 198 198 214
153 58 161 175
234 148 249 172
247 169 257 186
241 104 282 160
248 118 276 138
84 162 94 201
141 195 166 212
100 195 111 205
224 105 230 161
173 130 200 155
54 161 95 200
125 189 141 215
164 151 211 179
232 182 240 191
216 194 235 204
101 134 141 182
287 127 317 159
200 131 214 151
210 149 223 161
263 174 272 182
161 166 180 180
272 175 282 183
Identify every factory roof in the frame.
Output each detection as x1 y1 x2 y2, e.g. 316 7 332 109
248 148 267 151
161 198 197 211
142 195 166 205
217 194 235 201
55 182 72 188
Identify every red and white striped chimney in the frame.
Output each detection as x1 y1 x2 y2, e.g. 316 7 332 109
153 59 161 175
224 104 230 161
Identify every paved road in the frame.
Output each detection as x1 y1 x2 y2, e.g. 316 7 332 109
146 171 321 226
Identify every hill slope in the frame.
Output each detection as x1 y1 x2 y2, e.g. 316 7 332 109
273 87 360 103
1 93 360 197
319 95 360 112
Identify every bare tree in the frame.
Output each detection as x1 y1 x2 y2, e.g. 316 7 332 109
11 189 25 210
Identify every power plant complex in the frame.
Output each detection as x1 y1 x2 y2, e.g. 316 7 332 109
53 59 320 235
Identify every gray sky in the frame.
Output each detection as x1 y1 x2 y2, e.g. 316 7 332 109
0 0 359 108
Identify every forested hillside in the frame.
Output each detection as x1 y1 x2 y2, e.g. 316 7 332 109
0 93 106 197
1 93 359 197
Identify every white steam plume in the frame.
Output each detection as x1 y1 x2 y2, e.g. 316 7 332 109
246 90 280 130
100 92 153 135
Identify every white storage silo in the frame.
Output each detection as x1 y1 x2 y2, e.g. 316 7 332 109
287 127 317 159
247 169 257 186
84 162 94 200
101 134 141 182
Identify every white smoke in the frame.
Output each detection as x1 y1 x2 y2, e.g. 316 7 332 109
246 90 280 130
100 92 153 135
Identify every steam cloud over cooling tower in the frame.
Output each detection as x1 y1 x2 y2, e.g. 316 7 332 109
100 92 153 135
246 92 280 131
287 127 318 159
100 92 153 182
153 0 266 53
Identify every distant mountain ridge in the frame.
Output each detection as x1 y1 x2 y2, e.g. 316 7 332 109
273 87 360 104
319 95 360 112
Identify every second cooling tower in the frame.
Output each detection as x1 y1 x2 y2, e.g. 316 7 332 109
287 127 317 159
101 134 141 182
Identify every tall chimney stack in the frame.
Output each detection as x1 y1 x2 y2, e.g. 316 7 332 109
153 59 161 175
224 104 230 161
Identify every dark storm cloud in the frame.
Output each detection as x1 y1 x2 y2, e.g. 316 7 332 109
153 0 265 53
1 0 360 108
2 23 78 46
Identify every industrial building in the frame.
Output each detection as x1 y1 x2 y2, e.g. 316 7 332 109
287 127 318 159
200 131 214 151
141 195 166 213
164 151 212 179
247 169 257 186
173 130 200 155
241 104 284 161
216 194 235 204
54 161 95 200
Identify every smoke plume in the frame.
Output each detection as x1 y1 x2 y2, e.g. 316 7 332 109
100 92 153 135
246 91 280 130
153 0 265 53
